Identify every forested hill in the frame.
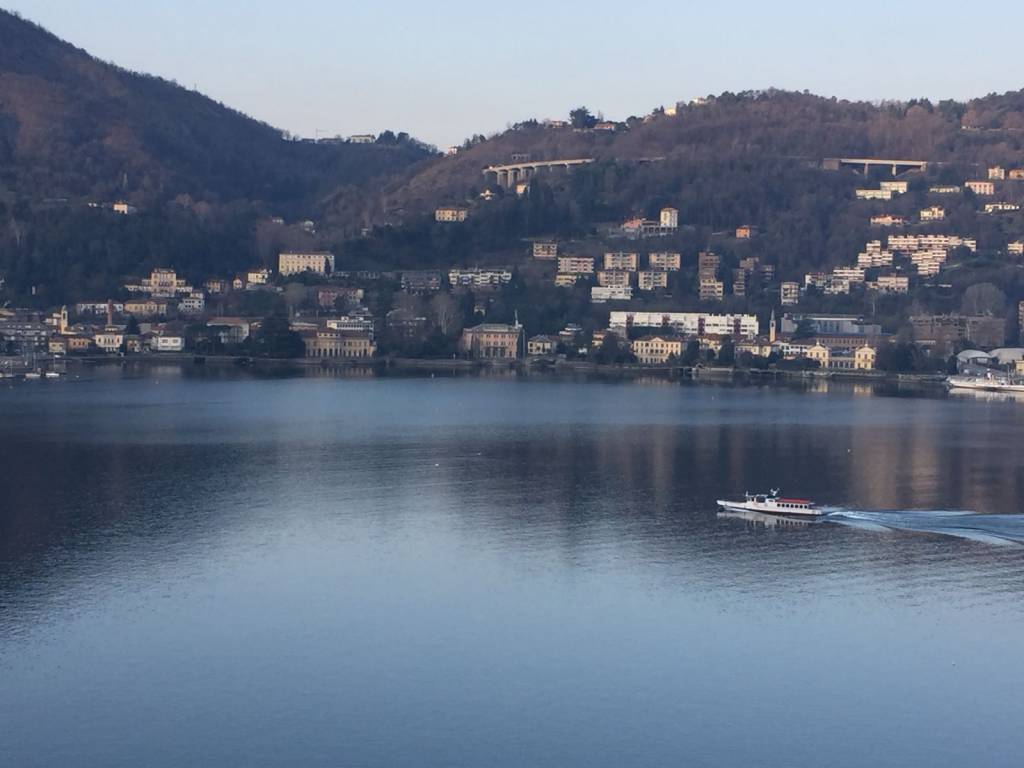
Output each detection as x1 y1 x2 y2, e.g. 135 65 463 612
0 9 432 210
373 89 1024 220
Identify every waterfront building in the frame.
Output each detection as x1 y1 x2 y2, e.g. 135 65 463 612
303 330 376 359
152 335 185 353
527 335 556 356
459 323 522 359
633 335 683 365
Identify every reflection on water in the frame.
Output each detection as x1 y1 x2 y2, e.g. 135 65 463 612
1 371 1024 768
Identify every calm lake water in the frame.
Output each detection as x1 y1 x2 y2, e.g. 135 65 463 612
2 368 1024 767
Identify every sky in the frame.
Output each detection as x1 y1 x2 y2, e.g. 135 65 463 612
6 0 1024 148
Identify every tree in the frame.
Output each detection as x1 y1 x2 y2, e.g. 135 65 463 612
429 292 460 336
682 340 701 366
961 282 1006 316
569 106 597 129
124 315 140 335
718 339 736 366
793 318 816 339
248 316 305 358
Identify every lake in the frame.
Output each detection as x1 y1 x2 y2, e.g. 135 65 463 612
2 368 1023 767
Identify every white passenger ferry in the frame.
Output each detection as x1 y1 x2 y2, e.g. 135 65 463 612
717 490 824 517
947 374 1024 394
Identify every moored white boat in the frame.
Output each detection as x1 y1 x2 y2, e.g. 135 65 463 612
717 489 824 517
947 374 1024 393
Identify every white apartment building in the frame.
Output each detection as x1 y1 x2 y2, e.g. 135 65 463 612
804 272 828 289
435 206 469 222
247 268 272 285
888 235 975 252
557 256 595 274
153 335 185 352
985 202 1021 214
858 249 894 268
832 267 866 283
856 189 893 201
868 275 910 294
871 215 907 227
989 166 1006 180
608 311 759 339
920 206 945 221
880 181 909 194
178 293 205 315
532 242 558 259
910 250 948 276
638 270 669 291
1009 242 1024 255
648 252 681 270
448 268 513 288
823 277 851 295
279 252 335 276
591 286 634 303
929 185 961 194
660 207 679 229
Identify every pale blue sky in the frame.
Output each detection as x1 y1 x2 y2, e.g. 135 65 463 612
6 0 1023 147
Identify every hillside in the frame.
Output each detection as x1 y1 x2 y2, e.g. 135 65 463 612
0 10 432 210
369 90 1024 221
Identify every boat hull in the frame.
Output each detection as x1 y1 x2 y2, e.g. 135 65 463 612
717 500 825 517
947 376 1024 393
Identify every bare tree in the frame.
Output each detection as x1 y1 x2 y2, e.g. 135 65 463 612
430 292 459 336
961 282 1006 316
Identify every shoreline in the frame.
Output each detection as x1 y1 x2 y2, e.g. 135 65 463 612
9 353 950 389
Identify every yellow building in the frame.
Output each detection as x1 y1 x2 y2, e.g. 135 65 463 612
527 335 556 356
807 344 831 369
603 252 639 271
855 346 877 370
554 273 581 287
303 330 376 359
435 206 469 222
633 335 683 365
278 252 335 276
459 323 522 359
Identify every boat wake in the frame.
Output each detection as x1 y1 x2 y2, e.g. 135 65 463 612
823 507 1024 546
